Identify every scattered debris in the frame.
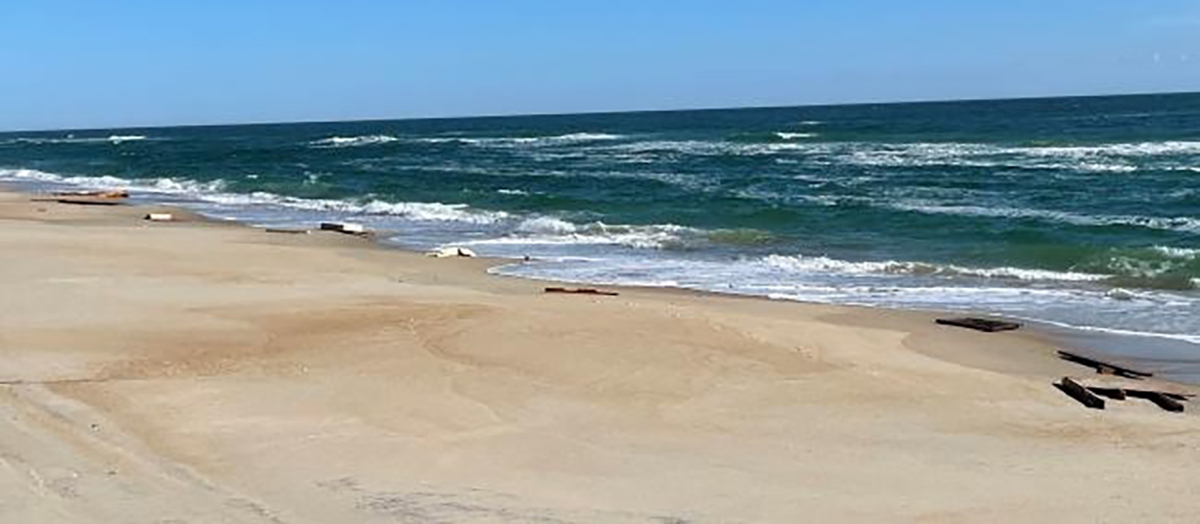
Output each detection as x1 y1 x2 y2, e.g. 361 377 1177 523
144 213 174 222
264 228 310 235
1055 377 1106 410
1057 350 1153 380
544 286 620 297
427 246 477 258
935 317 1021 333
319 222 368 235
1057 376 1191 413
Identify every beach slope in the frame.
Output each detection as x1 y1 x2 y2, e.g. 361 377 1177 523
1 190 1197 523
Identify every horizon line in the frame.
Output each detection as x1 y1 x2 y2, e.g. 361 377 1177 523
4 89 1198 135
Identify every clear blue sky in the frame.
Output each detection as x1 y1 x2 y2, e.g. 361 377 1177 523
2 0 1198 131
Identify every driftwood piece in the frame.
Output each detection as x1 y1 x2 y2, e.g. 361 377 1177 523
544 287 620 297
32 197 125 206
319 222 369 235
1086 387 1127 401
935 317 1021 333
264 228 310 235
1057 350 1153 380
1126 390 1186 413
1055 377 1106 410
51 189 128 199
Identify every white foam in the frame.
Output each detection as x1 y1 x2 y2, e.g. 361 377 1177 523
6 135 150 145
310 135 400 148
467 220 695 250
0 168 507 225
888 201 1200 234
1152 246 1200 259
775 132 818 140
420 132 624 147
760 254 1105 282
107 135 146 144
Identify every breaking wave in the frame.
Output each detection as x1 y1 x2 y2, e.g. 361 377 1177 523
760 254 1107 283
0 168 506 224
3 135 149 145
417 132 625 147
310 135 400 148
888 201 1200 234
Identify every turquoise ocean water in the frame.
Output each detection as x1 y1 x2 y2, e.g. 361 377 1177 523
2 93 1199 367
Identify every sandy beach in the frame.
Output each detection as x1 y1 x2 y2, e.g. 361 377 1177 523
1 188 1197 523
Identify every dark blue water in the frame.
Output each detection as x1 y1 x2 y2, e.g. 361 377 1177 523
2 93 1198 349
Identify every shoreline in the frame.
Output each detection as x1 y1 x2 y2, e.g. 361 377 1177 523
3 187 1199 522
14 179 1197 384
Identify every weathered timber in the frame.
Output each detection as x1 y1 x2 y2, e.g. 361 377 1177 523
544 287 620 297
1057 350 1153 380
1055 377 1106 410
1126 389 1186 412
934 317 1021 333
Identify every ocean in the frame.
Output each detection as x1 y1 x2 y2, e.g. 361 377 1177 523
2 93 1199 363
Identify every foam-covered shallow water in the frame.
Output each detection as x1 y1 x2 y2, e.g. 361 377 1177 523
2 93 1198 370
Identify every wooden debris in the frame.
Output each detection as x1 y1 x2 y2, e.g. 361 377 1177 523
53 198 124 206
144 213 174 222
1086 386 1127 401
934 317 1021 333
51 189 128 199
264 228 310 235
544 287 620 297
1057 350 1153 380
1055 377 1106 410
1126 389 1186 413
427 246 477 258
319 222 368 235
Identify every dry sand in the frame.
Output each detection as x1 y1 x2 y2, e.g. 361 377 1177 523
0 189 1197 523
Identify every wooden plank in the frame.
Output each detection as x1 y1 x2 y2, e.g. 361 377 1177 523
31 197 125 206
935 317 1021 333
51 190 128 199
264 228 310 235
544 287 620 297
1057 350 1153 379
1055 377 1106 410
1126 390 1186 413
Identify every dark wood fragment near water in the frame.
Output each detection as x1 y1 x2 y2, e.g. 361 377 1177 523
1126 389 1186 412
544 287 620 297
51 189 128 198
934 317 1022 333
1057 350 1153 380
33 197 125 206
1055 377 1106 410
264 228 310 234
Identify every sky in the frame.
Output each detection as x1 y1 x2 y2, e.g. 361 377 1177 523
1 0 1198 131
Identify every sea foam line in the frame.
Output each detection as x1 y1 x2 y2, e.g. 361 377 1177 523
0 168 507 225
888 201 1200 234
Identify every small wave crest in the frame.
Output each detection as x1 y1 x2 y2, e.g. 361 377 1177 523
419 132 625 147
760 254 1107 282
776 132 818 140
310 135 401 148
4 135 149 145
0 168 507 225
888 201 1200 234
463 217 773 250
